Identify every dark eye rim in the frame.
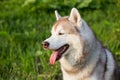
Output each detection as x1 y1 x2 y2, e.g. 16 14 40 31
58 33 64 35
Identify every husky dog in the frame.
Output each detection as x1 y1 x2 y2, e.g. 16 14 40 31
42 8 119 80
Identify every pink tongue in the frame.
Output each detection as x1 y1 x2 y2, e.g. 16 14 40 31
50 51 58 65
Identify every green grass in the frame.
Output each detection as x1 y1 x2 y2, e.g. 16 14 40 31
0 0 120 80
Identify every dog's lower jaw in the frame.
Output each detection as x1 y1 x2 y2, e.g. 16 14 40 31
59 49 87 74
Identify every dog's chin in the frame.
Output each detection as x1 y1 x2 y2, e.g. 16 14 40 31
50 44 69 65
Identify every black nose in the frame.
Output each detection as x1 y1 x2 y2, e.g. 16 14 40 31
42 41 49 49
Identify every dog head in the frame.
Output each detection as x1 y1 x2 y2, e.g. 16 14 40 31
42 8 95 65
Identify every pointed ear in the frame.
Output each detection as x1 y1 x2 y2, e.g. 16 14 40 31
55 10 61 20
69 8 81 25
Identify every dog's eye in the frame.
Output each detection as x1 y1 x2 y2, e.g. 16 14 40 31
58 33 64 35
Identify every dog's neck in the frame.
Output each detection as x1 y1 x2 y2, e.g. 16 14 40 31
59 40 103 78
60 56 80 73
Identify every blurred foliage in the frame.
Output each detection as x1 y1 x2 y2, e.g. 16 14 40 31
22 0 119 12
23 0 92 11
0 0 120 80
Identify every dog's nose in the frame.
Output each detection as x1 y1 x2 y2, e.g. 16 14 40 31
42 41 49 49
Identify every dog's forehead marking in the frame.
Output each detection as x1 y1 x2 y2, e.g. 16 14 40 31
53 18 78 34
53 18 68 31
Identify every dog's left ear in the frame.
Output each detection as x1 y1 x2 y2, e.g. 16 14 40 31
55 10 61 20
69 8 82 26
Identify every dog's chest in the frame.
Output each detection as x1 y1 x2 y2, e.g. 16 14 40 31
62 71 98 80
60 62 99 80
62 71 91 80
61 66 93 80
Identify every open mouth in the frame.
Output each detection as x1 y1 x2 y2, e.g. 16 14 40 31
50 44 69 65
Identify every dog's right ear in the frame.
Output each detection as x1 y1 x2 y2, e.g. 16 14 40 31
55 10 61 20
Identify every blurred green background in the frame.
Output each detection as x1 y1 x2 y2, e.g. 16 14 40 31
0 0 120 80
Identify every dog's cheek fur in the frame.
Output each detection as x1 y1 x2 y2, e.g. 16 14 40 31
74 35 85 64
66 34 85 64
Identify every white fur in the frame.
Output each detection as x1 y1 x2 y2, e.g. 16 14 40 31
55 10 61 20
105 49 115 80
43 8 118 80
